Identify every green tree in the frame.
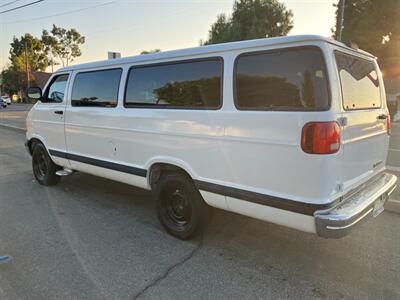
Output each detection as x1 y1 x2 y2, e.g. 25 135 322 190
202 0 293 45
333 0 400 70
140 49 161 55
42 24 85 67
0 67 24 96
5 34 48 100
9 33 48 72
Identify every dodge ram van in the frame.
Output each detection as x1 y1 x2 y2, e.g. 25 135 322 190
26 35 397 239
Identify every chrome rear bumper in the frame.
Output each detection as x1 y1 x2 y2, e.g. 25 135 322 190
315 172 397 238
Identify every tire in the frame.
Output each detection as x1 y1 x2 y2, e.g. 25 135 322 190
32 143 61 186
154 171 208 240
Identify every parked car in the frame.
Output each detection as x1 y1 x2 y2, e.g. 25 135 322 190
0 97 7 108
2 96 11 105
25 35 397 240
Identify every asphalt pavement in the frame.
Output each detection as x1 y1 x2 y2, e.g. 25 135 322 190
0 105 399 299
387 122 400 168
0 104 32 130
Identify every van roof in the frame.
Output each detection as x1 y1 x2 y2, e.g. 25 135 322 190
58 35 375 72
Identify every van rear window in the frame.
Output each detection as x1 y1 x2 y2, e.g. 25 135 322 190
235 47 330 111
335 52 381 110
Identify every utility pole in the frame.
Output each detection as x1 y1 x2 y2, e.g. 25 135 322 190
25 40 30 98
337 0 346 41
50 58 54 73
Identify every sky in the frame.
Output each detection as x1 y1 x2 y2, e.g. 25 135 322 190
0 0 337 71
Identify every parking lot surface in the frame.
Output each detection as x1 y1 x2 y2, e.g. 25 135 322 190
0 105 399 299
0 104 32 130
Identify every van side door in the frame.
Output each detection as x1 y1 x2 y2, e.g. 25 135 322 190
63 68 124 174
33 73 70 166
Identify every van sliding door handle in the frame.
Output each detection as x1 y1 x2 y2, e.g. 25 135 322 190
54 110 64 115
377 114 387 120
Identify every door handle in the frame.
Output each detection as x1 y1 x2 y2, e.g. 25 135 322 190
54 110 64 115
377 114 387 120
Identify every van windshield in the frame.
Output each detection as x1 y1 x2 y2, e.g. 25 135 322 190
335 52 381 110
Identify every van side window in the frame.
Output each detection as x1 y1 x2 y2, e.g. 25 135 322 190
124 58 222 109
45 74 69 103
335 52 381 110
71 69 122 107
235 47 330 111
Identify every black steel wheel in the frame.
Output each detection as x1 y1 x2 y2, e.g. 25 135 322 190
154 172 208 239
32 143 61 186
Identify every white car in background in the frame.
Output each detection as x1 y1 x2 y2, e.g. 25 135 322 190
0 97 7 108
2 96 11 105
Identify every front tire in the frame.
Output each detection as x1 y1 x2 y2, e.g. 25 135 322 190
32 143 61 186
154 172 208 240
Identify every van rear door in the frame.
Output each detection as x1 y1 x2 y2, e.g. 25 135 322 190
335 51 389 190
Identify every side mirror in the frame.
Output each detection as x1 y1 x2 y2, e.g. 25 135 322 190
27 87 43 101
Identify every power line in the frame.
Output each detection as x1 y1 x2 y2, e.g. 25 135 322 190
0 0 23 9
0 0 117 24
0 0 44 14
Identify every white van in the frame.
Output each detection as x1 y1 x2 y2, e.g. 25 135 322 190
26 35 397 239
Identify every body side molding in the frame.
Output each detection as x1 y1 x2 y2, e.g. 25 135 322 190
48 149 337 216
49 149 147 177
194 180 338 216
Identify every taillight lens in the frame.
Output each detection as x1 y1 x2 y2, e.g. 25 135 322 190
301 122 341 154
387 114 391 135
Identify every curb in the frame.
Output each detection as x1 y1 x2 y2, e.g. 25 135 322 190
385 199 400 214
0 123 26 133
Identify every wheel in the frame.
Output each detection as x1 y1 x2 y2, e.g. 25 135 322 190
32 143 61 186
154 172 208 240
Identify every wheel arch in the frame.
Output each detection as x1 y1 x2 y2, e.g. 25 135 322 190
146 157 198 189
27 135 48 155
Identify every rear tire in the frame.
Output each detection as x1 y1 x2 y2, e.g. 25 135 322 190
154 172 208 240
32 143 61 186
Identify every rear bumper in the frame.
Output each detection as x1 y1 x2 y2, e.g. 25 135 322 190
314 172 397 238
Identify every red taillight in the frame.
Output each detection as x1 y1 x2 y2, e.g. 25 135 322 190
387 114 391 135
301 122 341 154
